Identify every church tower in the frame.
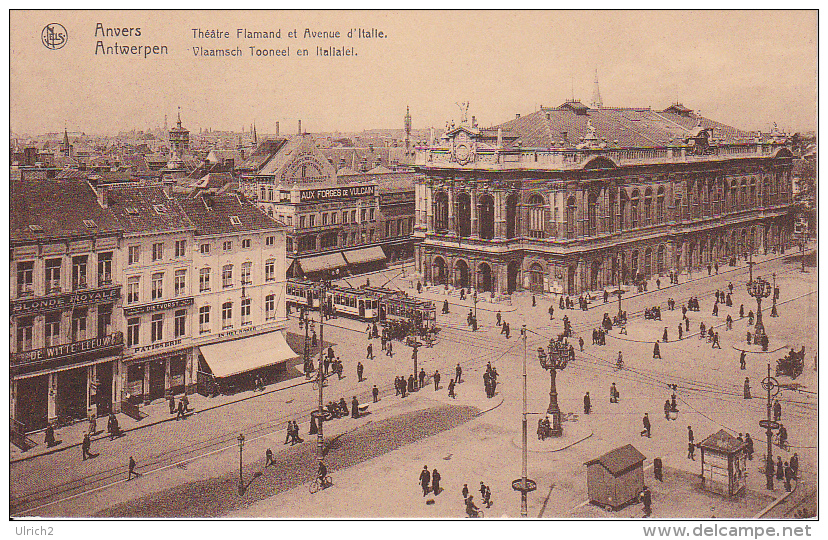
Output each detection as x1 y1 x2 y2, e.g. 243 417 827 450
169 108 190 157
591 68 603 109
404 105 412 160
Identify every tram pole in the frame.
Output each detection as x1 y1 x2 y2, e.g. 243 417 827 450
317 288 326 465
765 363 774 490
521 325 528 518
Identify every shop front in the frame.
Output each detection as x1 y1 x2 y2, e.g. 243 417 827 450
197 330 299 396
123 345 192 405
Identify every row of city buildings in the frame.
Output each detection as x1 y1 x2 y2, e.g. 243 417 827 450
10 178 292 432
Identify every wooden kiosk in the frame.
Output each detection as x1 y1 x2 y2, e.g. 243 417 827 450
698 429 748 497
585 444 646 510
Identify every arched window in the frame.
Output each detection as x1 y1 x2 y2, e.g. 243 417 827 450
527 193 546 239
434 191 449 231
565 196 577 239
457 192 472 237
656 186 665 223
644 247 653 277
630 190 640 228
505 194 518 239
608 191 617 233
479 194 495 240
587 192 599 236
619 190 628 231
644 188 653 226
631 250 640 279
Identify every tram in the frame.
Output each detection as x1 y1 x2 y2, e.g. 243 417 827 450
286 278 436 327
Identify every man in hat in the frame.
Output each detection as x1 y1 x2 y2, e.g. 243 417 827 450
419 465 431 496
641 413 651 438
583 392 591 414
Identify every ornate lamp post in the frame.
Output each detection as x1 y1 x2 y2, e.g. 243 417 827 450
746 276 772 347
537 338 571 436
237 433 245 495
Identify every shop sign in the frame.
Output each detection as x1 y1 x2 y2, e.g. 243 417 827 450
11 286 121 316
123 297 194 316
11 332 124 365
299 184 374 202
132 338 183 354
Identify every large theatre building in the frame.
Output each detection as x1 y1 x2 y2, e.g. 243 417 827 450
413 102 795 295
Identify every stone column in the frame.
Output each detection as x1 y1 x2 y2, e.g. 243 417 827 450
518 201 528 237
470 187 479 237
448 187 456 235
48 372 57 424
143 361 151 405
112 357 123 413
87 363 97 417
494 191 505 239
426 185 434 233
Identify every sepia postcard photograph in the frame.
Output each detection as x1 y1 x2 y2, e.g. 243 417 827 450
7 8 819 529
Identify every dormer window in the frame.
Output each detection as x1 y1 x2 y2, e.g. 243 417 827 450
153 204 167 214
28 224 43 233
230 215 242 226
83 219 97 229
125 207 139 215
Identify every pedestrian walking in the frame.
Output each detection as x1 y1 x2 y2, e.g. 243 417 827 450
744 377 751 399
776 457 784 480
662 327 668 343
372 385 379 403
548 305 554 320
532 295 536 307
640 413 651 438
88 414 97 436
127 456 141 480
664 400 671 420
773 399 782 421
168 395 176 414
448 379 456 399
784 462 793 492
357 361 364 382
367 343 374 360
745 433 754 459
176 399 186 420
45 423 57 447
678 324 683 340
790 453 799 478
312 330 318 348
455 363 462 383
583 392 591 414
496 311 502 326
653 341 661 359
82 433 92 460
387 340 393 357
324 355 331 375
642 487 652 517
351 396 360 419
419 465 431 496
688 426 696 460
433 370 441 390
284 421 293 444
462 483 469 499
740 351 747 370
579 336 584 351
432 469 442 495
265 448 275 467
505 323 511 339
654 457 663 481
610 382 619 403
712 332 721 349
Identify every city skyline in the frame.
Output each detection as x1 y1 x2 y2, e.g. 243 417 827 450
11 11 817 137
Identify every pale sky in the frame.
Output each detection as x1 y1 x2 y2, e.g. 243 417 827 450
10 10 818 137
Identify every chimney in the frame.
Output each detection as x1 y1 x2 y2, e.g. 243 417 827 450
97 185 109 208
515 113 521 119
274 121 279 136
298 119 302 134
471 115 477 127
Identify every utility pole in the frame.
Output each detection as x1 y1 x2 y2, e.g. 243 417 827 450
303 304 310 378
473 291 478 331
316 287 326 463
764 363 774 490
237 433 245 495
512 325 536 516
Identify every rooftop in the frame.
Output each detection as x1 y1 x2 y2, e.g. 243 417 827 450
176 192 284 236
584 444 647 476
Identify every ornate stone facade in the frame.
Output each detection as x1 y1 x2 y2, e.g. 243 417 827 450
413 103 795 295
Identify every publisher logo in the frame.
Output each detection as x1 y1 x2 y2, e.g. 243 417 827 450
41 23 67 50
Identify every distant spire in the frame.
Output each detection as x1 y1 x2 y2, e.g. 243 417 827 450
591 68 602 109
253 121 257 144
177 107 182 127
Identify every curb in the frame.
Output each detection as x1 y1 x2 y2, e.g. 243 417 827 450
510 430 594 454
752 480 799 518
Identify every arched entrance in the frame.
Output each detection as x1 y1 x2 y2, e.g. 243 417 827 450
631 250 640 280
432 256 447 285
477 262 493 293
507 260 520 293
567 265 577 295
505 194 518 239
454 259 470 289
590 260 602 291
529 263 545 293
479 195 495 240
657 245 665 274
644 248 653 277
457 192 472 237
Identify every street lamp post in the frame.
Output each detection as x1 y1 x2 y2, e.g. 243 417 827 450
537 338 571 436
473 291 478 331
760 364 781 491
746 276 772 349
614 288 625 319
237 433 245 495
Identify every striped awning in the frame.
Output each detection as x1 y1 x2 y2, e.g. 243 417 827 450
343 246 386 265
297 252 348 274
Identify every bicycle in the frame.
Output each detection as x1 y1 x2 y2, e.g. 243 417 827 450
309 475 333 494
